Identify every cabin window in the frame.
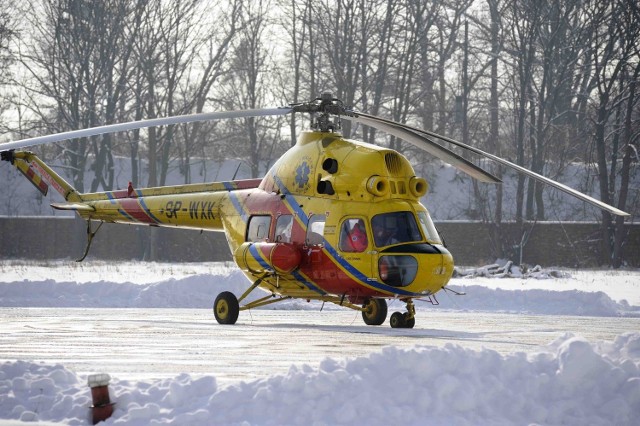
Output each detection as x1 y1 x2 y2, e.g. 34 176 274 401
339 218 368 253
247 215 272 242
306 214 326 246
371 211 422 247
275 214 293 243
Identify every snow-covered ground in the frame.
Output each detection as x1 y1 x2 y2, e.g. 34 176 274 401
1 261 639 425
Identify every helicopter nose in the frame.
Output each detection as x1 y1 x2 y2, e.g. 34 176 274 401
376 244 454 294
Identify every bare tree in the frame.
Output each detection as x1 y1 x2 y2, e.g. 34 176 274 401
503 0 541 224
221 0 284 178
307 0 375 138
0 0 16 109
384 2 421 153
586 0 640 266
279 0 313 145
17 0 144 192
0 0 17 153
132 0 242 186
177 0 243 184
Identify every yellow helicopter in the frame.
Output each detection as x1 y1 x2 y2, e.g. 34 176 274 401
0 93 629 328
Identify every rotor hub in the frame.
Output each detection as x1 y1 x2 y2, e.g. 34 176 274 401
292 93 350 133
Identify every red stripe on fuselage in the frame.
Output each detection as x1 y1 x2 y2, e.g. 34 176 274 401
240 190 384 300
119 199 156 224
108 190 130 199
298 251 384 300
233 179 263 190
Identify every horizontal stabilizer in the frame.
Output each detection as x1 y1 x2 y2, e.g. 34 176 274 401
51 202 95 212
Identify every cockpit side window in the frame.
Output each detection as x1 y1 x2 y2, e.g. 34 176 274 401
306 214 326 246
339 218 368 253
247 215 272 242
371 211 422 247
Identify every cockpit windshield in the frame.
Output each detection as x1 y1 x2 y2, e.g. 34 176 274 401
417 211 442 244
371 211 422 247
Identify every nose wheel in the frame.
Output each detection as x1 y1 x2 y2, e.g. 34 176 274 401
390 299 416 328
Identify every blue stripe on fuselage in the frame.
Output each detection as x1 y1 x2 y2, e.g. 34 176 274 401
248 244 271 270
135 190 161 223
224 182 248 223
271 171 418 297
247 241 325 296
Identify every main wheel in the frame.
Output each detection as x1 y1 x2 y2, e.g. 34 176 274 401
390 311 406 328
213 291 239 325
362 298 388 325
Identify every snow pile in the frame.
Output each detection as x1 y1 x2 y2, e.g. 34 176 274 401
0 260 239 285
1 268 638 316
0 273 251 309
1 333 639 425
454 261 571 279
438 285 634 316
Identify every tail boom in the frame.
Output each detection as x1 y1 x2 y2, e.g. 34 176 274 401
2 150 260 233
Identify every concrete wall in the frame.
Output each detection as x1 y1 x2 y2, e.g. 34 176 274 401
0 217 232 263
436 221 640 267
1 217 638 267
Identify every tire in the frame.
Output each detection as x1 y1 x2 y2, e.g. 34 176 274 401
213 291 240 325
390 311 405 328
362 298 388 325
403 313 416 329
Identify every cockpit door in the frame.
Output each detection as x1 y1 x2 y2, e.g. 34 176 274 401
338 216 374 279
305 214 326 266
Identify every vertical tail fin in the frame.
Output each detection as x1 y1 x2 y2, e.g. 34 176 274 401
1 150 82 202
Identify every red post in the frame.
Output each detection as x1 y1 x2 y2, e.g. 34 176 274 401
87 374 115 425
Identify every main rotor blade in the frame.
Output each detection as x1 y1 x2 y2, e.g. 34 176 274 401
349 110 629 217
343 112 501 184
0 107 293 151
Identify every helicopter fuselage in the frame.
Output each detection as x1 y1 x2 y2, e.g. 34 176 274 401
69 130 454 303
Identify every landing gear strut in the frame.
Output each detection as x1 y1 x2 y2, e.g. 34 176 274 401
77 220 103 262
390 299 416 329
213 275 292 325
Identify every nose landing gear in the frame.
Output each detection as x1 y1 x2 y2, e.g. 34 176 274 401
390 299 416 329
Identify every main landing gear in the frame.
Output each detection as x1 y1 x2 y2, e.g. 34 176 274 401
361 298 388 325
212 276 417 329
213 292 240 325
212 275 292 325
354 297 418 328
